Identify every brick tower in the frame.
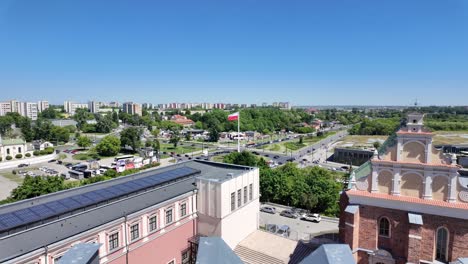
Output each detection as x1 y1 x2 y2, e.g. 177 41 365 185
339 113 468 264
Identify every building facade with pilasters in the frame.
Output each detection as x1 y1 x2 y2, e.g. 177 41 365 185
339 113 468 264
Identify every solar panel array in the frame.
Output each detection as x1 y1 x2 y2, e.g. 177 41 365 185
0 166 199 233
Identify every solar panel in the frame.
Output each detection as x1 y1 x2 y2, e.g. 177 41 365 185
45 201 69 214
0 213 23 229
30 204 56 218
13 208 40 222
59 198 82 211
0 166 201 232
83 191 106 203
71 195 94 207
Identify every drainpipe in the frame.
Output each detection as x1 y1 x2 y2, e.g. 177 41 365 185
124 216 129 264
44 246 48 264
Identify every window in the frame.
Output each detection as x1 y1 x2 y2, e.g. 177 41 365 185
130 223 139 241
436 227 449 262
180 203 187 217
108 232 119 251
166 208 173 225
237 189 241 207
243 186 247 204
6 148 10 155
231 192 235 211
249 184 253 201
149 215 157 232
378 218 390 237
18 147 22 153
182 250 190 264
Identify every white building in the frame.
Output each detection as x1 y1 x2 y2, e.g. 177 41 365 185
21 102 38 120
37 101 49 112
196 162 260 249
0 102 11 116
0 136 28 160
88 101 100 113
64 101 88 115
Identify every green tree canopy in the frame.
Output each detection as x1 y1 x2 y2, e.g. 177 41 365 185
96 135 121 156
77 136 92 149
120 126 143 152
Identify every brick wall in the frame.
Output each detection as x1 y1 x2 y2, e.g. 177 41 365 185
339 195 468 263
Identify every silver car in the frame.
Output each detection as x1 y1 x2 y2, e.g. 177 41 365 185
260 206 276 214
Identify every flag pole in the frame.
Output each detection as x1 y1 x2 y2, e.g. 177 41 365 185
237 112 240 152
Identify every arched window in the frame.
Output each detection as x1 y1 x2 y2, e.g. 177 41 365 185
378 217 390 237
435 227 449 262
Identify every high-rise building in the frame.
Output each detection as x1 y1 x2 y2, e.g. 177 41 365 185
23 102 38 120
0 101 12 116
64 101 88 115
37 101 49 112
123 102 142 116
142 103 153 109
339 113 468 264
88 101 100 113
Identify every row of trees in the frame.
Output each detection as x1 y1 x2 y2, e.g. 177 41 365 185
349 118 401 135
222 151 345 216
0 113 73 143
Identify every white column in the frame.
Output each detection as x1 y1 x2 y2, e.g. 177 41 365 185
396 138 403 161
447 170 458 203
423 169 433 200
371 165 379 193
391 166 401 196
425 138 432 164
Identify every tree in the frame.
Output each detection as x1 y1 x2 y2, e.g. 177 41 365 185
169 130 181 148
0 115 14 136
50 126 70 143
77 136 92 149
96 135 121 156
95 114 115 133
73 108 93 130
299 136 304 144
223 151 258 167
120 127 142 152
185 133 191 141
39 107 57 119
112 111 119 124
208 127 220 142
373 141 381 149
11 176 65 201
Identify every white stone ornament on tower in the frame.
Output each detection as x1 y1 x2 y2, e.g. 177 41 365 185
349 171 357 190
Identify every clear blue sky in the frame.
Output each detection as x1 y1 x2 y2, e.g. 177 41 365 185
1 0 467 106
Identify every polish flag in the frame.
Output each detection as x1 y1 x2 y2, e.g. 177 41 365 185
228 112 239 121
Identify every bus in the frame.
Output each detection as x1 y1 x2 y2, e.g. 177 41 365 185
114 155 134 162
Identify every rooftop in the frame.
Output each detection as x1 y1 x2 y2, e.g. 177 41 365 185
196 237 243 264
193 160 254 183
0 138 26 146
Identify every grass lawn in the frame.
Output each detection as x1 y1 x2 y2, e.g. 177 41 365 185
267 144 281 152
72 153 97 161
160 143 201 155
336 135 388 148
1 172 24 184
284 142 307 151
433 131 468 145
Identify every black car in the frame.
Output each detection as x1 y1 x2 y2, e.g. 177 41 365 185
48 159 57 163
273 155 280 159
176 154 181 157
57 160 63 164
252 151 259 155
17 163 29 168
185 154 189 157
65 163 73 168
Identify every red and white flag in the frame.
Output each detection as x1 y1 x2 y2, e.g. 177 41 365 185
228 112 239 121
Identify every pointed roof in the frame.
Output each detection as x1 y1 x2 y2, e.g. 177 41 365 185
196 237 243 264
299 244 355 264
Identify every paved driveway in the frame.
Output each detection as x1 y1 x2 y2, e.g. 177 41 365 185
259 211 339 241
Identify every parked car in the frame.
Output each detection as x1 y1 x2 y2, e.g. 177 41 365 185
276 225 291 237
300 213 322 223
273 155 280 159
260 206 276 214
17 163 29 168
280 210 299 219
57 160 63 164
48 159 57 163
265 224 279 233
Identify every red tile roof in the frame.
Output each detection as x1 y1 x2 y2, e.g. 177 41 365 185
347 190 468 210
372 159 457 168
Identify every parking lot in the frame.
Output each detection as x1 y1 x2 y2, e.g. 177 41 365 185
259 208 339 241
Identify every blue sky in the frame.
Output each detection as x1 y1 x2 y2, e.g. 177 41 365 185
0 0 467 106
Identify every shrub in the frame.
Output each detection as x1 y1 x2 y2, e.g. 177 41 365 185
6 156 13 160
45 147 55 154
0 156 2 162
15 154 23 159
40 150 47 155
33 150 40 156
25 153 31 157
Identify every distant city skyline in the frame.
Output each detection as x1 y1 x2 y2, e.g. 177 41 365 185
1 1 467 105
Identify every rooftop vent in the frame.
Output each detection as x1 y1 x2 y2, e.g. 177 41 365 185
227 173 234 178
